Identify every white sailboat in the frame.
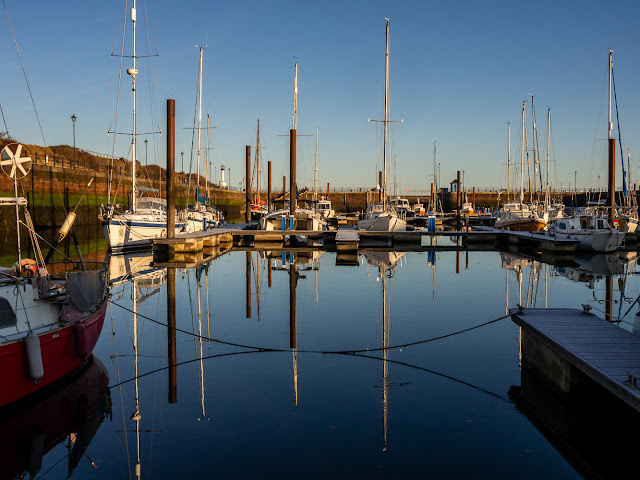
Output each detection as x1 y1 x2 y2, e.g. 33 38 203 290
548 50 624 252
101 2 199 251
357 19 406 232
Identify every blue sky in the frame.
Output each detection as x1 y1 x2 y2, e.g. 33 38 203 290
2 0 640 193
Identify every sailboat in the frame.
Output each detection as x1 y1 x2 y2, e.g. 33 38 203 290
548 50 624 252
357 19 406 232
258 62 325 232
101 3 206 251
494 101 547 231
185 48 224 229
0 143 108 409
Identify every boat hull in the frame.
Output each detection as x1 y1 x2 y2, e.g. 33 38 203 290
357 214 407 232
0 301 107 409
552 231 625 252
103 218 192 252
494 218 546 232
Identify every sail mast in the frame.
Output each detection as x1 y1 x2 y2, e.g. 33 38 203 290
531 94 538 197
205 114 210 201
292 63 298 130
546 108 550 206
129 1 138 213
383 19 390 209
256 118 260 204
520 101 525 203
507 121 511 202
607 49 615 219
314 125 318 211
196 46 204 203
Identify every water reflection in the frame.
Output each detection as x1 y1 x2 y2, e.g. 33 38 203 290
98 247 640 478
0 357 110 479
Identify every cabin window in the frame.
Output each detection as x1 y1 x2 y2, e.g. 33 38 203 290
598 220 604 229
0 297 17 328
581 219 588 229
559 223 566 230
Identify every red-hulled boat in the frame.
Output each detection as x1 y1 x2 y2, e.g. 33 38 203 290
0 142 108 410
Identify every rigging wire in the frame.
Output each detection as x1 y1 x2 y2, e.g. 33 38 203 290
2 0 47 148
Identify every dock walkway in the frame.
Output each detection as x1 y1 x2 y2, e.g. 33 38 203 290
511 308 640 412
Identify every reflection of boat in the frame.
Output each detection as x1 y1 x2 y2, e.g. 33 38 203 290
109 251 166 288
363 250 406 269
0 356 111 479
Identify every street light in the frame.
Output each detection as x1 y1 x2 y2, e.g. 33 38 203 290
144 139 148 167
71 114 77 167
180 151 184 183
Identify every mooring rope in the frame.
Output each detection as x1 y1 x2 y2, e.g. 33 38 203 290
108 299 510 355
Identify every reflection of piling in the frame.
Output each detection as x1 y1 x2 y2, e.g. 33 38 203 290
246 251 251 318
606 275 613 322
167 267 177 404
289 264 297 349
268 258 272 288
167 99 175 237
290 129 297 216
245 145 251 222
456 250 460 274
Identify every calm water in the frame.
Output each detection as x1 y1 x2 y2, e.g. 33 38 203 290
10 248 640 478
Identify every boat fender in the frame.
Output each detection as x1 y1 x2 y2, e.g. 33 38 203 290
14 258 38 277
73 322 88 359
24 331 44 383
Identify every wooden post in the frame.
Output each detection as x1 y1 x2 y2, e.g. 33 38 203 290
167 99 176 238
245 145 251 222
457 170 461 225
290 129 296 216
267 160 272 211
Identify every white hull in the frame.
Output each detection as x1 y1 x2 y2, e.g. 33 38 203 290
357 213 406 232
103 216 201 251
258 209 325 231
552 230 625 252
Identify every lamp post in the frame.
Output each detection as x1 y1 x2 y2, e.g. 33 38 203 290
144 139 148 167
180 151 184 183
71 114 77 167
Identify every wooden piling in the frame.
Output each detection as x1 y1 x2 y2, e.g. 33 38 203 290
268 160 272 211
290 129 297 216
167 99 175 238
245 145 251 223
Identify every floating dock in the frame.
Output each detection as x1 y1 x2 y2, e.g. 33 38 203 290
511 307 640 413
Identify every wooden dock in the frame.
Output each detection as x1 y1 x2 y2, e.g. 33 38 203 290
511 307 640 413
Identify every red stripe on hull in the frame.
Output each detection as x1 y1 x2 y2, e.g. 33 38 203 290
0 302 107 409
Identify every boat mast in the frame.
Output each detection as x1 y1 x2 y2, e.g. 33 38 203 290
292 63 297 130
608 48 615 219
205 114 210 201
546 108 551 206
433 137 437 211
383 19 390 209
531 94 538 197
507 121 511 202
128 1 138 213
520 102 525 203
314 125 318 211
196 46 204 204
256 118 260 205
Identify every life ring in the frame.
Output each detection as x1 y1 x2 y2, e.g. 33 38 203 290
14 258 38 277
